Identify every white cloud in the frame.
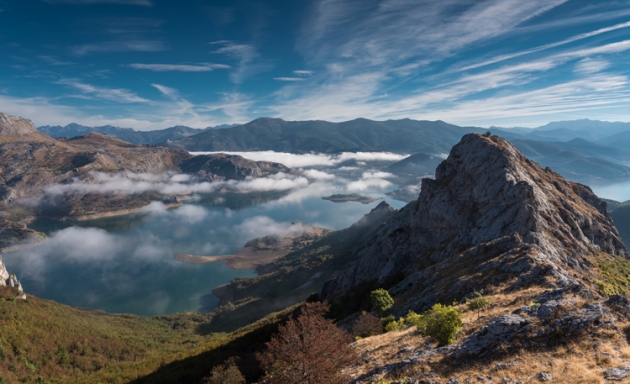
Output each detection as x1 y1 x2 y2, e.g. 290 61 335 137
458 20 630 72
129 63 230 72
274 77 305 82
293 70 314 76
190 151 408 168
151 84 179 100
70 40 166 55
57 79 150 103
210 41 271 84
347 178 392 192
233 216 315 242
303 169 336 180
574 58 610 74
28 171 311 205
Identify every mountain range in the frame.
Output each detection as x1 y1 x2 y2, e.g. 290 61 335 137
0 112 288 250
38 123 240 146
38 118 630 184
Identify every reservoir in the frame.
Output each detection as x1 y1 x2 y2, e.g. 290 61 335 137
4 158 406 316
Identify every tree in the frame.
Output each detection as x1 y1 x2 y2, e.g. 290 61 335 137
370 288 394 316
203 357 245 384
406 304 463 346
466 291 492 322
257 302 357 384
351 312 383 338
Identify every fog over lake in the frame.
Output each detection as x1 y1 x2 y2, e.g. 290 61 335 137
6 149 625 317
4 152 407 316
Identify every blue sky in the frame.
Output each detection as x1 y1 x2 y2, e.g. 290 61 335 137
1 0 630 130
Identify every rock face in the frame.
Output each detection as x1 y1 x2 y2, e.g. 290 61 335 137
0 112 38 136
0 255 24 296
321 133 628 311
179 153 291 181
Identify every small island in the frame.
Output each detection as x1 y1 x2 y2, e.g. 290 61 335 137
322 193 380 204
175 224 330 273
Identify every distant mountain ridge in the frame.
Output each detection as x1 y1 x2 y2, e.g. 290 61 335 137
166 117 486 153
37 122 240 145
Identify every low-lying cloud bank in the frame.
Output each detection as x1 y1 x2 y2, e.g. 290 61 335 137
27 171 309 206
190 151 408 168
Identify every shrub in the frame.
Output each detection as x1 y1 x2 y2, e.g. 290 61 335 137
406 304 463 346
56 347 69 366
257 302 357 384
384 318 406 332
351 313 383 338
203 357 245 384
466 291 492 321
371 289 394 316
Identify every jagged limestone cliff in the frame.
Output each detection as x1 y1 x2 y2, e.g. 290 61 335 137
322 133 628 312
0 255 24 298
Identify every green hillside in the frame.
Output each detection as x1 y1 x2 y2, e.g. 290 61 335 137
0 289 292 384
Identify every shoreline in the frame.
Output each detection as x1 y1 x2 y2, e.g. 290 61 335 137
71 202 183 221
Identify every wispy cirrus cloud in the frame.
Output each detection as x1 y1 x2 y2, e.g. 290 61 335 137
129 63 230 72
210 41 272 84
574 58 610 74
38 55 74 66
70 40 167 55
57 79 150 103
273 77 304 82
458 20 630 72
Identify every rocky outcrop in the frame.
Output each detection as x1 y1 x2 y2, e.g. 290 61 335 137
321 133 628 312
0 112 38 136
179 153 290 181
0 255 25 298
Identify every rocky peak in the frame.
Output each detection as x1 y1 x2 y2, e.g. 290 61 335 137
351 201 395 228
321 133 628 311
0 112 38 136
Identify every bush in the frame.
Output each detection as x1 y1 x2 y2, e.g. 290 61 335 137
351 313 383 338
406 304 463 346
466 291 492 321
384 318 406 332
257 302 357 384
371 289 394 316
203 357 245 384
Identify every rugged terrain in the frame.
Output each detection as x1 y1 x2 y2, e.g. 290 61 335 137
0 112 290 250
3 125 630 383
321 133 627 308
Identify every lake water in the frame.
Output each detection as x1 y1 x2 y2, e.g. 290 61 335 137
3 156 407 316
591 180 630 203
10 149 622 317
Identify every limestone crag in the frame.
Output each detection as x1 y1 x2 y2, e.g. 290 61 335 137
0 255 24 297
321 133 628 312
0 112 38 136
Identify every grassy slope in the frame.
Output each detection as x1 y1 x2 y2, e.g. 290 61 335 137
0 288 294 384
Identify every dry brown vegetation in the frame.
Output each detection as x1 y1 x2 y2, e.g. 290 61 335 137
348 287 630 383
257 302 357 384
